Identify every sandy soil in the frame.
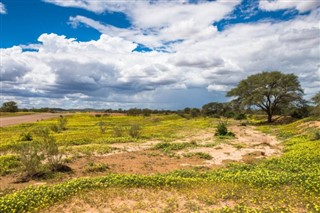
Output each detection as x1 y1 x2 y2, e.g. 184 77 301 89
0 113 72 127
178 125 281 165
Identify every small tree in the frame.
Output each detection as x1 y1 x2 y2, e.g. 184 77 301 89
34 127 63 171
58 115 67 130
1 101 18 112
17 141 44 177
227 71 303 122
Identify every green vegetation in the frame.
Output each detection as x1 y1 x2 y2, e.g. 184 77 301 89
128 124 142 138
0 155 21 176
0 112 319 212
84 162 109 173
1 101 18 112
214 120 235 137
153 142 197 155
227 71 303 122
183 152 213 160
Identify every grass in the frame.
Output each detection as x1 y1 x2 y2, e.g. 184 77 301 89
183 152 213 160
0 154 21 175
0 112 35 117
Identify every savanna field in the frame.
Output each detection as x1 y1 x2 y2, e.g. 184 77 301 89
0 113 319 212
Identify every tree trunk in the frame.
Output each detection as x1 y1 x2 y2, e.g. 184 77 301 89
267 113 272 123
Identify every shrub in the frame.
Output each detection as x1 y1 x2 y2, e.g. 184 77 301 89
58 115 67 131
97 121 106 134
49 124 60 133
215 120 235 137
113 127 124 137
129 124 142 138
34 127 64 172
234 113 247 120
153 142 196 155
19 132 33 141
85 162 109 173
0 155 21 176
183 152 213 160
311 131 320 141
17 141 44 177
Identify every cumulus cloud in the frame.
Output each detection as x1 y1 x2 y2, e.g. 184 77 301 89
0 2 6 14
2 1 320 109
259 0 320 13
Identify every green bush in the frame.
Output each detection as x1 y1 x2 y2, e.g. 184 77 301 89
49 124 60 133
19 132 33 141
215 120 235 137
97 121 106 134
234 113 247 120
113 127 124 137
0 155 21 176
17 141 44 177
311 131 320 141
85 162 109 173
129 124 142 138
58 116 67 131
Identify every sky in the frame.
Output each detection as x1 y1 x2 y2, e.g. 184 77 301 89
1 0 320 110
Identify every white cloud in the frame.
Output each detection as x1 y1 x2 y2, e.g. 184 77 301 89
67 0 240 49
259 0 320 13
0 2 7 14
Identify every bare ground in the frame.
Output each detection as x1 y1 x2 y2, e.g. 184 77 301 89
0 113 72 127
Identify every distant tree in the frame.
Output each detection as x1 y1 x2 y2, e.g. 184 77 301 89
312 92 320 106
201 102 226 117
311 92 320 117
142 108 152 116
183 107 191 114
190 108 201 118
1 101 18 112
227 71 303 123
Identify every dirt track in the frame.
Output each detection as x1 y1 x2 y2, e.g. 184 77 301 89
0 113 71 127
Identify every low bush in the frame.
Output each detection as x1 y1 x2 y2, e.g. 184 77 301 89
17 141 44 177
97 121 106 134
85 162 109 173
129 124 142 138
58 116 67 131
0 155 21 176
19 132 33 141
113 127 124 137
183 152 213 160
214 120 235 137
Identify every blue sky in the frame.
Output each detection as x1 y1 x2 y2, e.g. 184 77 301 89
1 0 320 109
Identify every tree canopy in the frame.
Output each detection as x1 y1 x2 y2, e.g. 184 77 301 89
1 101 18 112
312 92 320 106
227 71 303 122
311 92 320 117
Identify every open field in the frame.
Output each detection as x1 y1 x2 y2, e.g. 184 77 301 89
0 112 36 118
0 113 319 212
0 113 73 127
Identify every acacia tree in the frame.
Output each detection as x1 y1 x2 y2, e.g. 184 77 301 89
1 101 18 112
227 71 303 123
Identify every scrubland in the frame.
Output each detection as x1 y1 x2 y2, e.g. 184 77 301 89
0 113 319 212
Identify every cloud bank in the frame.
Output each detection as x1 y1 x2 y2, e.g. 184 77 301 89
1 0 319 109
